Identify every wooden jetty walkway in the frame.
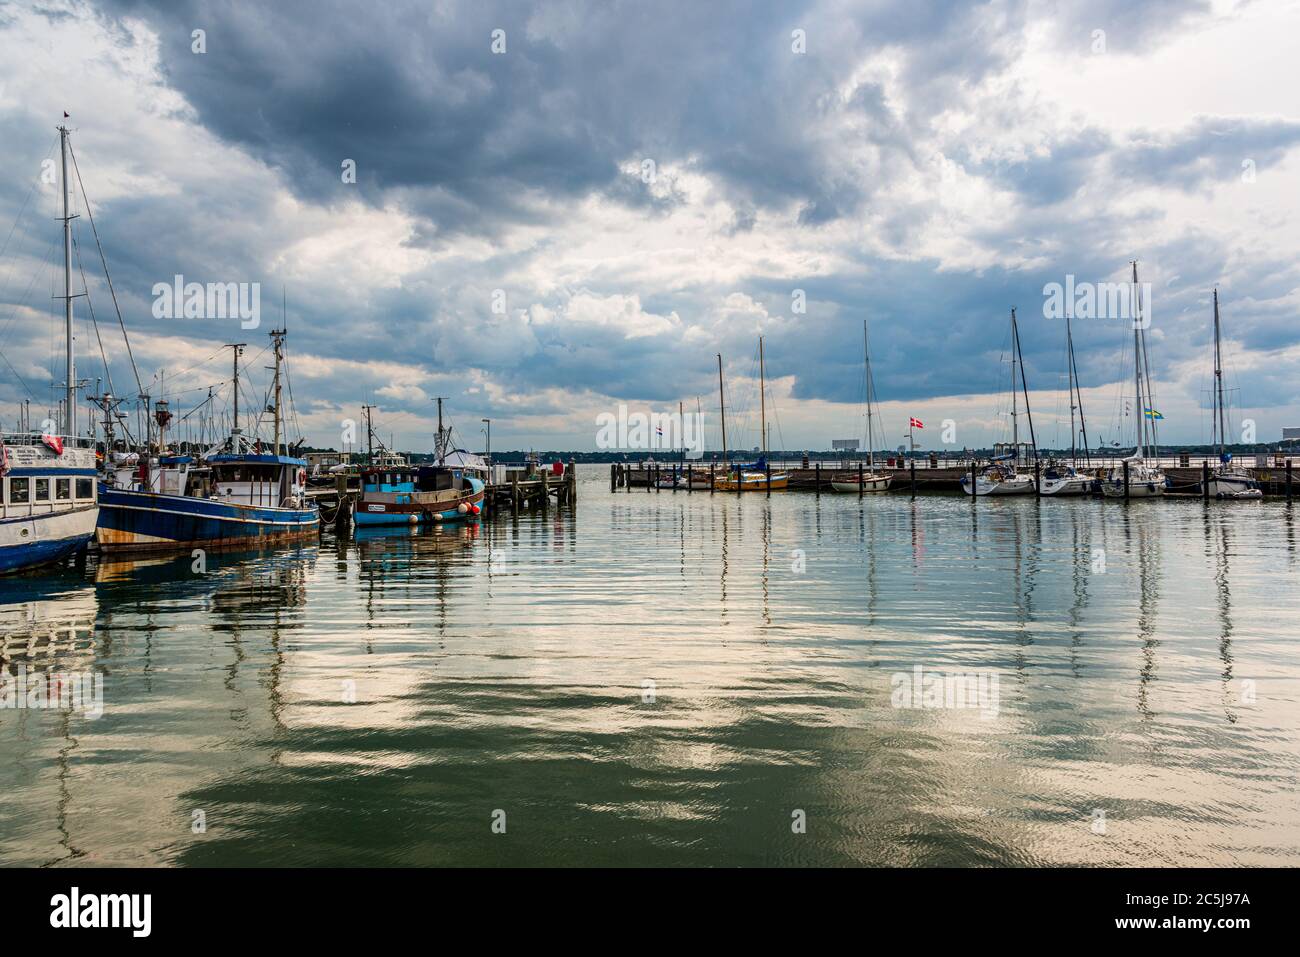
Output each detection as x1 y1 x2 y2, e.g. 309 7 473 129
307 461 578 530
612 454 1298 498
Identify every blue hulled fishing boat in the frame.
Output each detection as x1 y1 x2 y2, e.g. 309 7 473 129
95 331 319 551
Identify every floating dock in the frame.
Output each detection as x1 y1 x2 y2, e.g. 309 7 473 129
612 456 1298 498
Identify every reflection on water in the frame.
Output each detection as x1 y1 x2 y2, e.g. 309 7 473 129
1 471 1298 866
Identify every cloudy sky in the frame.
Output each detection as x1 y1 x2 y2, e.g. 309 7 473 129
1 0 1298 454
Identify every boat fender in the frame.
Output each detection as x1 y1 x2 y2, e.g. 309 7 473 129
457 502 469 514
409 514 419 524
470 503 480 515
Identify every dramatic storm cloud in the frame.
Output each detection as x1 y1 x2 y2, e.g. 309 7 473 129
1 0 1298 452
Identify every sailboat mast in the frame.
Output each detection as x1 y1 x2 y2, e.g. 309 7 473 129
59 124 76 436
679 400 684 465
1012 308 1037 458
863 319 875 470
1068 313 1091 464
1213 288 1226 458
1010 309 1018 451
759 336 766 455
1066 313 1077 463
717 353 728 469
1131 262 1146 458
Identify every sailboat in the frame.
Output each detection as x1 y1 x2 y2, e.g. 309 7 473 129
96 331 320 549
0 124 99 574
353 398 486 525
1042 313 1095 496
714 337 789 491
1205 289 1262 500
1102 262 1166 498
962 308 1037 496
831 320 891 492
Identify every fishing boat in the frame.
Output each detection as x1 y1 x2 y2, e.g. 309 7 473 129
713 338 789 491
95 332 320 550
962 308 1038 497
831 320 891 493
1102 262 1166 499
0 125 99 574
352 398 485 526
1205 289 1262 500
1042 313 1095 496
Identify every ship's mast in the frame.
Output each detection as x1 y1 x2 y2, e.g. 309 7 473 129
1010 309 1018 452
759 336 767 455
1213 288 1226 459
1132 261 1145 459
435 396 447 465
1012 307 1036 461
270 328 285 455
863 319 875 471
717 353 728 469
227 342 246 451
59 124 77 436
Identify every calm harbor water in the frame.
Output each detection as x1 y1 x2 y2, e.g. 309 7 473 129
2 466 1298 866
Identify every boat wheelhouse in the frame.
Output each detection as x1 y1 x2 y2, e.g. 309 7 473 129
0 435 99 574
353 463 485 526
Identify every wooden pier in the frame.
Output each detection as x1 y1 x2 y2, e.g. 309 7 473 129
307 461 578 531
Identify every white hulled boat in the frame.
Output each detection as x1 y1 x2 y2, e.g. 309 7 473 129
962 308 1038 497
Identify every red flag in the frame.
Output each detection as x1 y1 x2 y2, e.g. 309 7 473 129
909 417 924 429
41 434 64 455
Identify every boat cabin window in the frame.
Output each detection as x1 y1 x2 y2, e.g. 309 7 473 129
76 478 94 500
8 478 28 503
56 478 71 500
416 469 455 492
214 464 280 483
34 478 49 501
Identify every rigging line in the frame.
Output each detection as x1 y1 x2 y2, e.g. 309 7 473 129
67 140 144 399
0 136 57 302
73 233 115 395
0 235 60 352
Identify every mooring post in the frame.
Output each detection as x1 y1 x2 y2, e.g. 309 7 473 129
1288 458 1293 502
541 467 550 510
1034 460 1041 496
969 460 977 503
710 466 716 494
858 462 864 499
766 462 771 497
511 471 520 511
1123 459 1130 500
687 464 693 493
1203 460 1211 501
569 460 577 504
610 462 617 492
910 456 916 495
815 461 820 496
